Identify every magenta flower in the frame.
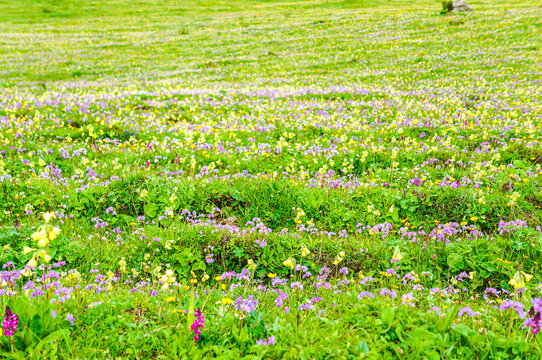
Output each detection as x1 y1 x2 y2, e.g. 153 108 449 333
191 309 205 341
2 306 18 336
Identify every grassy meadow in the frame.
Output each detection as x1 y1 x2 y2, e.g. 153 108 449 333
0 0 541 358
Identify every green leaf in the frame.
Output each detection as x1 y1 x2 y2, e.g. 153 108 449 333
191 260 206 272
381 306 395 326
144 203 159 218
453 324 477 338
29 314 43 341
447 253 464 272
357 341 369 354
32 329 70 352
437 306 459 332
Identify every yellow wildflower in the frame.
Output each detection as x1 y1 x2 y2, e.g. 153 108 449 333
392 246 403 261
283 258 295 270
43 211 56 223
23 246 36 255
301 244 311 257
509 271 533 289
247 259 257 272
221 297 233 305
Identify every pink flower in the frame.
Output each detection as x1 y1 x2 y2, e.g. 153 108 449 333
2 306 18 336
190 309 205 341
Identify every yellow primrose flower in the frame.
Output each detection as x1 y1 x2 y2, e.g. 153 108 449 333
23 246 36 255
165 296 176 302
189 278 198 285
508 271 533 289
43 211 56 223
392 246 403 261
31 228 48 243
283 258 295 270
214 276 222 282
333 251 346 265
49 227 61 240
247 259 257 271
268 273 277 278
301 244 311 257
37 237 50 248
202 274 209 282
27 257 38 268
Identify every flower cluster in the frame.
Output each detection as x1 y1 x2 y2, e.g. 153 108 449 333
190 309 205 341
2 306 18 337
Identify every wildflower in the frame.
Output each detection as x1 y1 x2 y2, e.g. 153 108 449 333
301 244 311 257
31 228 48 246
190 309 205 341
524 299 542 334
332 251 345 265
27 257 38 268
23 246 36 255
139 189 148 198
283 258 295 270
43 211 56 223
275 291 288 308
298 303 315 311
294 208 305 224
235 295 259 315
49 227 61 240
357 291 375 300
509 271 533 290
392 246 403 261
2 306 18 336
221 297 233 305
247 259 257 272
268 273 277 278
458 306 479 317
257 335 276 346
118 258 127 273
500 300 526 319
161 269 176 290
